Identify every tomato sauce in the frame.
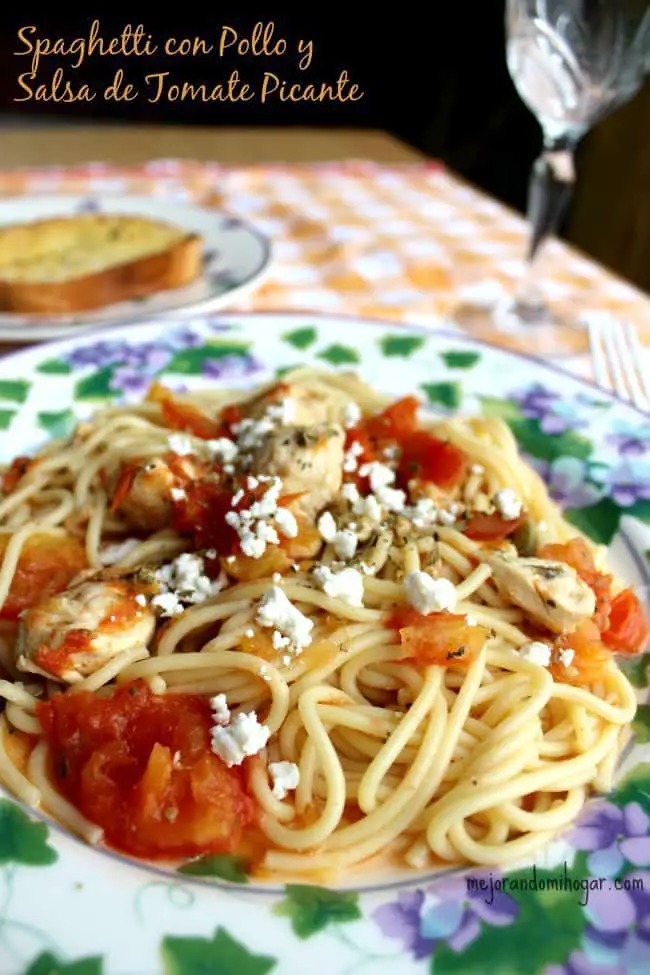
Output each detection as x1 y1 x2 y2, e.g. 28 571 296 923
0 533 88 622
37 681 256 860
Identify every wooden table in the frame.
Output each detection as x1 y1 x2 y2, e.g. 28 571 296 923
0 124 425 168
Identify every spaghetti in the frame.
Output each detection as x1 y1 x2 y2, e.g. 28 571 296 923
0 368 647 880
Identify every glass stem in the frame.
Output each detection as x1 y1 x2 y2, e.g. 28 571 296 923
515 136 578 311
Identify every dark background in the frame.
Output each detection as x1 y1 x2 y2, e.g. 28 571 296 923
0 6 649 290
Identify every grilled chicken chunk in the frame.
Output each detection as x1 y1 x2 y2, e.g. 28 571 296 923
249 423 345 520
487 550 596 634
16 575 155 684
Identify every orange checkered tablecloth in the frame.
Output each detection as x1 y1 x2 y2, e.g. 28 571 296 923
0 158 649 376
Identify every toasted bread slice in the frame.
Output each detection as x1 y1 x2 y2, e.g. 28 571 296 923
0 213 203 314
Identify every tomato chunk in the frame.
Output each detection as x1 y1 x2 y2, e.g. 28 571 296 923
0 533 88 621
387 606 487 668
601 589 650 655
397 432 468 491
1 456 36 494
551 620 612 685
464 512 526 541
37 681 256 860
147 382 227 440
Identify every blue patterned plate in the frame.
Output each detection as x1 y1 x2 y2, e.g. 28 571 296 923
0 312 648 975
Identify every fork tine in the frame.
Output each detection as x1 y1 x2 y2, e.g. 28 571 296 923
622 321 650 410
602 321 632 403
588 318 611 391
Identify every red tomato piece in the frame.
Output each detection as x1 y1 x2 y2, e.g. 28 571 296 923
147 382 226 440
464 512 526 541
387 606 487 668
0 533 88 621
601 589 650 655
551 620 612 685
397 432 468 491
37 681 256 860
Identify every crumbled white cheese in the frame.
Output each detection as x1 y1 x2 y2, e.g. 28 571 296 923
318 511 337 543
353 494 383 524
493 488 523 521
256 585 314 654
341 483 360 505
231 488 245 507
518 641 552 667
275 507 298 539
404 498 439 529
247 475 259 490
152 552 225 616
210 693 231 727
151 591 185 617
343 402 362 429
168 433 193 456
558 648 575 668
356 462 406 515
170 487 187 502
211 711 271 767
269 761 300 800
156 552 224 605
404 572 457 615
206 437 239 463
135 593 148 607
244 627 255 638
465 614 478 627
272 630 290 650
470 464 485 476
437 508 458 526
226 477 283 559
343 441 364 473
333 529 358 561
313 565 365 607
99 538 141 566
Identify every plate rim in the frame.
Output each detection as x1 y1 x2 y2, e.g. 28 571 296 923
0 307 646 422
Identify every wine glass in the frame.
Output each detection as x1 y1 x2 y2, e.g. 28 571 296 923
457 0 650 353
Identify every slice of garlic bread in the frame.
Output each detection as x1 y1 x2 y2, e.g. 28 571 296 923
0 213 203 314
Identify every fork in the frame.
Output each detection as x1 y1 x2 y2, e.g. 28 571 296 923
587 315 650 413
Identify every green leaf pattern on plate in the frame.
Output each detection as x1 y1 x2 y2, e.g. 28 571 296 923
274 885 362 938
379 334 426 358
178 853 250 883
23 952 103 975
0 801 58 867
161 928 276 975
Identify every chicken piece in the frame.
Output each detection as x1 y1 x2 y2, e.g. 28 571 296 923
16 574 156 684
249 423 345 520
487 550 596 634
112 455 204 532
246 382 334 427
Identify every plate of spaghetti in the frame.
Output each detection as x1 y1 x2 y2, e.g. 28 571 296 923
0 311 649 975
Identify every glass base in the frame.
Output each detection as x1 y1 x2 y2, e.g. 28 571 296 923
452 295 590 359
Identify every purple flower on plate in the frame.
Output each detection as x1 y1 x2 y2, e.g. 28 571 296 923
511 383 585 435
65 340 131 369
373 890 434 961
577 870 650 974
119 343 173 372
202 354 262 379
606 420 650 457
108 366 152 399
570 801 650 877
604 460 650 507
373 872 518 961
167 327 204 349
531 457 604 509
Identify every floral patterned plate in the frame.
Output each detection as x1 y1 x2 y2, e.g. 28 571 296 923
0 196 271 344
0 311 649 975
